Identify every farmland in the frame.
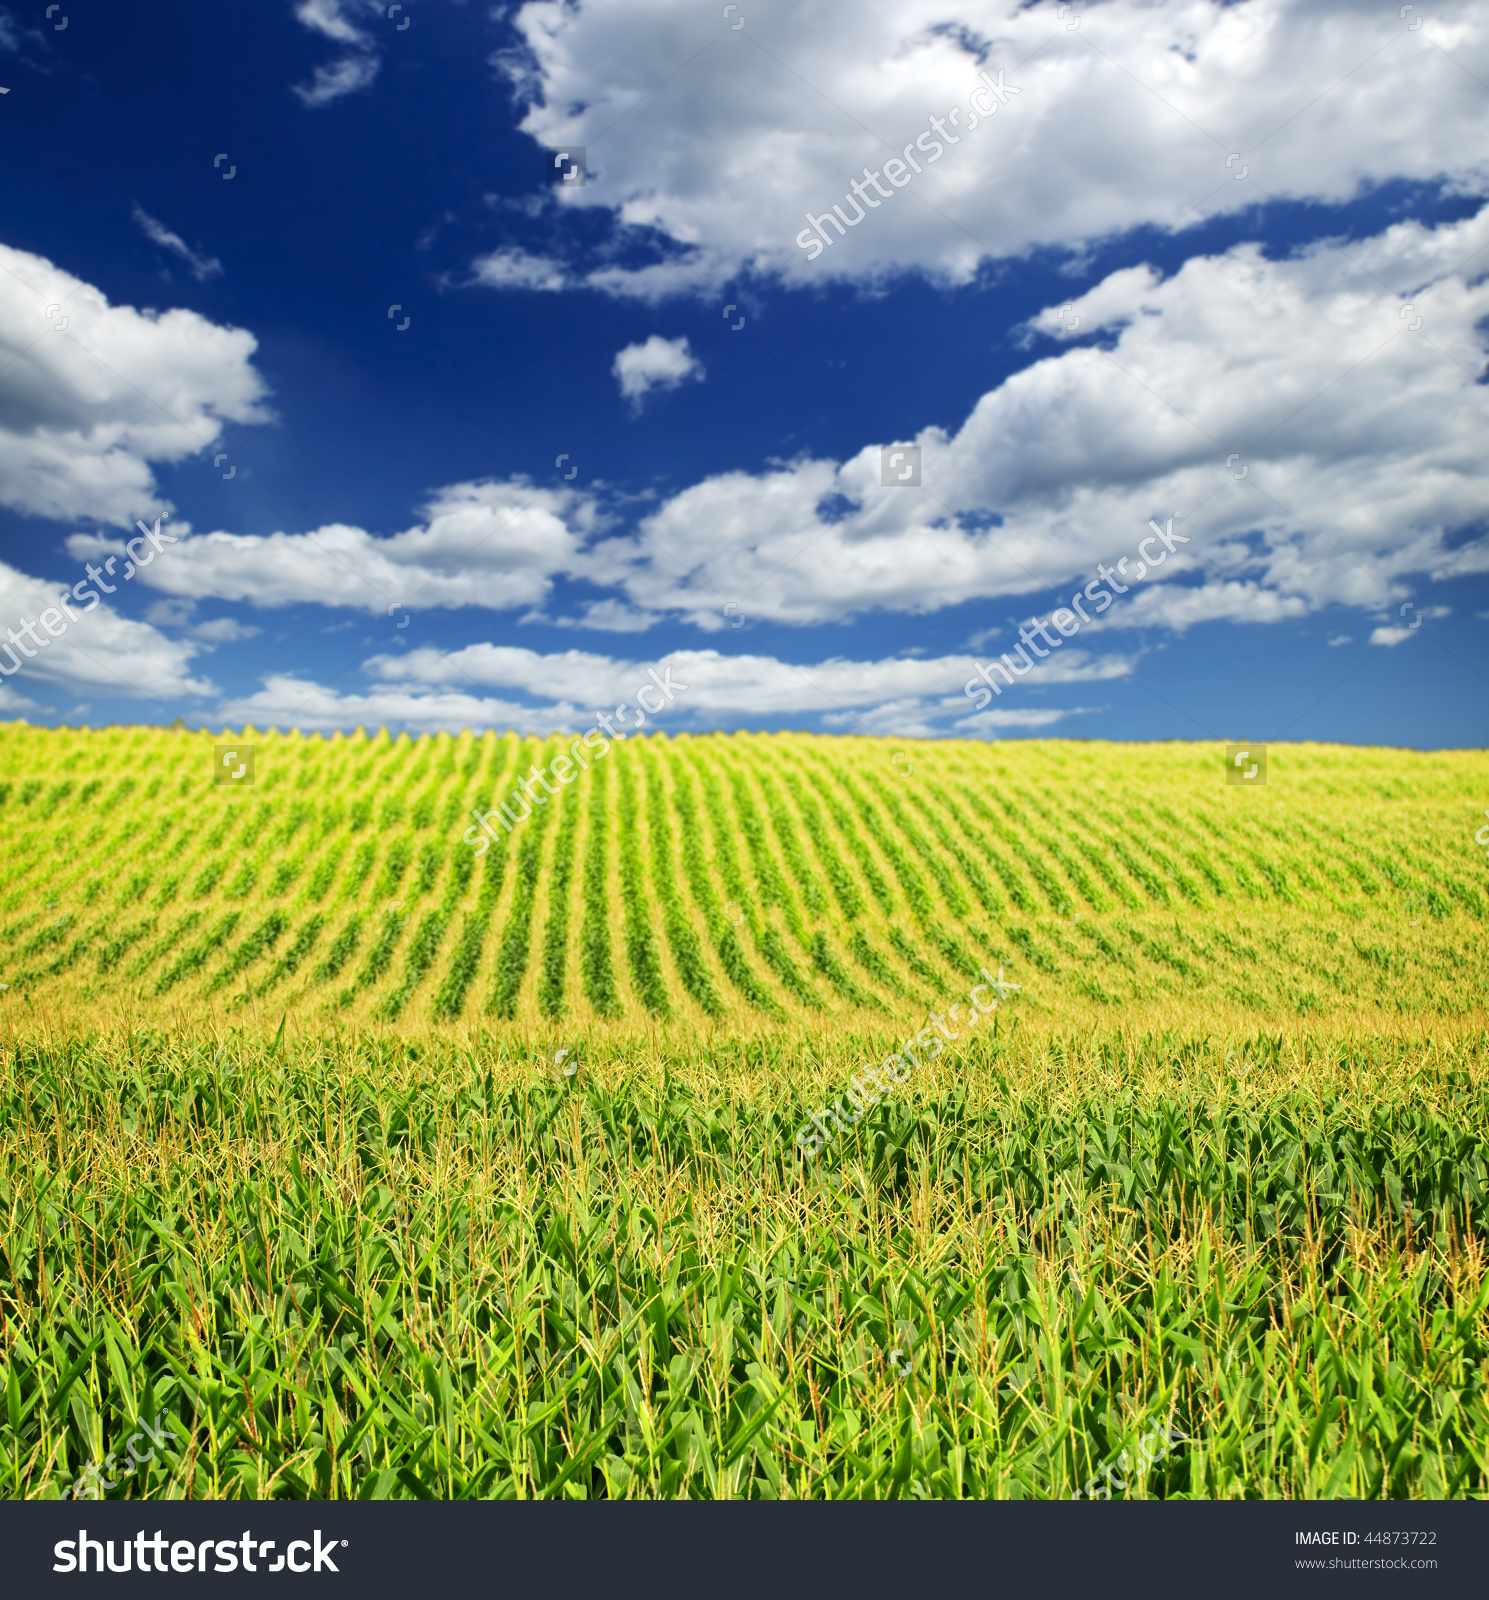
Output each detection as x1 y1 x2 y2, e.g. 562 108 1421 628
0 723 1483 1028
0 723 1487 1499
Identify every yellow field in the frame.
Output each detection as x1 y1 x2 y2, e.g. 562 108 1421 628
0 721 1484 1036
3 723 1489 1500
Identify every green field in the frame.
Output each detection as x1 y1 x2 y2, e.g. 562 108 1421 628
1 723 1484 1028
1 723 1486 1498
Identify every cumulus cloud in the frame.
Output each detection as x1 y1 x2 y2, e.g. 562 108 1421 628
35 209 1485 663
563 598 658 633
576 207 1489 633
215 675 559 736
292 0 382 107
1089 580 1310 634
0 241 270 527
0 684 42 713
367 638 1129 703
835 701 1093 739
350 638 1130 734
612 334 703 408
494 0 1489 298
144 597 261 643
0 559 215 701
214 667 1094 737
131 204 224 282
1368 604 1449 646
469 247 571 292
67 478 599 614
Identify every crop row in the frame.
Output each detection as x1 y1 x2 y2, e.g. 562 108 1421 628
0 726 1484 1024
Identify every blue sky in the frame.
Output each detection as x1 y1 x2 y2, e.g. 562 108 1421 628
0 0 1485 746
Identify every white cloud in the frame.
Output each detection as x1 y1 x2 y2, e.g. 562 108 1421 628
131 204 223 282
1090 580 1310 634
0 684 41 713
143 598 195 628
144 597 260 643
215 674 560 736
294 0 373 45
1368 603 1449 645
0 241 270 527
612 334 703 407
469 247 571 292
825 699 1093 738
295 50 380 107
30 208 1485 661
1327 633 1352 647
292 0 382 107
68 478 599 614
220 638 1124 735
360 638 1131 728
188 616 262 643
0 559 214 701
575 207 1489 634
956 705 1097 733
1022 267 1161 345
560 597 657 632
495 0 1489 299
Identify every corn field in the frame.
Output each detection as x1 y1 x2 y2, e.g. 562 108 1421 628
0 723 1486 1500
0 724 1483 1028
